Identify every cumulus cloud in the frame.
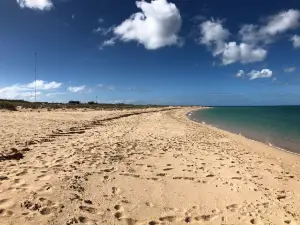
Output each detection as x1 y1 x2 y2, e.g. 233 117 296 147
0 80 61 100
235 69 273 80
0 85 36 99
68 85 86 93
199 20 267 65
199 20 230 56
284 67 296 73
248 69 273 80
222 42 267 65
238 25 262 45
198 9 300 64
110 0 182 50
27 80 62 90
236 70 244 77
16 0 53 11
262 10 300 36
239 9 300 44
291 35 300 48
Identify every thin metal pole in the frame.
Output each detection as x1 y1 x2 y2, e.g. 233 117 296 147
34 52 37 102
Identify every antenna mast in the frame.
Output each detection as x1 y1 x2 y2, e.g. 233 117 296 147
34 52 37 102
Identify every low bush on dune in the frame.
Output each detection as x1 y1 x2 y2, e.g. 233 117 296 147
0 99 168 111
0 102 17 111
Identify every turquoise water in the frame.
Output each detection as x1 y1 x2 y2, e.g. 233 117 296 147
189 106 300 154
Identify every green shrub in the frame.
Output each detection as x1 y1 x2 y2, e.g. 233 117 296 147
0 102 17 111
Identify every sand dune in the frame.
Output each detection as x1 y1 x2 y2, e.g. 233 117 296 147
0 107 300 225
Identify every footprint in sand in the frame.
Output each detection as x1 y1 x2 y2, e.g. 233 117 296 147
226 204 239 212
114 204 137 224
0 209 14 217
40 207 52 215
159 216 177 222
15 170 28 176
114 211 123 220
112 187 120 195
173 176 195 180
156 173 166 177
206 174 215 178
145 202 155 207
0 198 16 209
194 214 218 222
84 200 93 205
147 177 159 181
36 174 52 181
66 217 87 225
231 177 242 180
114 205 123 211
79 206 97 214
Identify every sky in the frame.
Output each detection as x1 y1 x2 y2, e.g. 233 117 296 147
0 0 300 106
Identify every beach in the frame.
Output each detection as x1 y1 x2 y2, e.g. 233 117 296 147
0 107 300 225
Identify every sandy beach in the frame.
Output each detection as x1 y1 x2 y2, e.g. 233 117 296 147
1 107 300 225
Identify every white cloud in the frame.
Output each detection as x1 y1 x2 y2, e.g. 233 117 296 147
239 9 300 44
199 20 230 56
26 80 62 90
0 85 34 99
97 84 115 91
199 20 267 65
238 24 263 45
236 70 244 77
68 85 86 93
93 27 113 36
248 69 273 80
235 69 273 80
99 99 136 104
262 9 300 36
16 0 53 10
291 35 300 48
222 42 267 65
45 92 65 97
98 18 104 23
112 0 182 50
0 80 60 100
98 37 117 50
284 67 296 73
103 39 116 46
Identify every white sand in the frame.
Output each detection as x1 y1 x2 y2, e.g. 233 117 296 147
0 107 300 225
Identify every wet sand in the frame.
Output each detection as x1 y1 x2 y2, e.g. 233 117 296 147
0 107 300 225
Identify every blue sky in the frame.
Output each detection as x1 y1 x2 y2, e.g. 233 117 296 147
0 0 300 105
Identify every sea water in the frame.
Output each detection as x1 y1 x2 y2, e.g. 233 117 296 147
189 106 300 154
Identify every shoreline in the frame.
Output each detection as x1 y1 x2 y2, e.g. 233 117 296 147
186 108 300 158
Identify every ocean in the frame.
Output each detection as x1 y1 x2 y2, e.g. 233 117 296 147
188 106 300 154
